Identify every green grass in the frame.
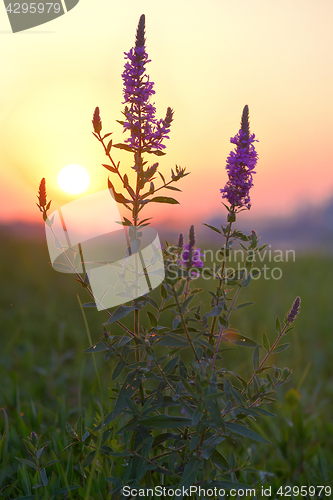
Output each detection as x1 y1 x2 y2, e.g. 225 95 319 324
0 232 332 497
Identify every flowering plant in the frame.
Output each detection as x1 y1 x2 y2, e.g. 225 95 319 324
37 14 300 497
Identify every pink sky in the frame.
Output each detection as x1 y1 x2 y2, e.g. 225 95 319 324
1 0 333 231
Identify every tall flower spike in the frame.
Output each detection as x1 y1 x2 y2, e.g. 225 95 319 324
220 105 258 209
179 226 204 274
37 178 51 221
286 296 301 324
178 233 184 249
92 107 102 134
189 225 195 249
121 15 173 152
135 14 145 48
241 104 250 154
37 178 47 209
241 105 250 141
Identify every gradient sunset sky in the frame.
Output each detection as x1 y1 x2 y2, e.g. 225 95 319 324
1 0 333 230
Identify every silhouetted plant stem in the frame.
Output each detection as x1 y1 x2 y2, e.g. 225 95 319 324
172 285 200 363
209 209 235 345
211 270 244 370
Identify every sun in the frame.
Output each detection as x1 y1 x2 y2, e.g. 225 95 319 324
57 164 90 194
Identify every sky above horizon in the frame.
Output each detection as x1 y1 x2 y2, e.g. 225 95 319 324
1 0 333 232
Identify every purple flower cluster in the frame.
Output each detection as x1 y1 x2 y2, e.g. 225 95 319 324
178 226 204 277
121 15 173 152
180 244 204 270
220 106 258 209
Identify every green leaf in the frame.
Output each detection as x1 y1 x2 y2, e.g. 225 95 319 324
165 185 182 191
181 294 194 313
147 311 157 328
150 149 166 156
40 467 48 486
254 407 276 417
15 457 38 470
52 486 80 498
263 333 270 352
222 330 257 348
192 409 203 426
158 171 166 183
211 450 229 471
65 422 78 439
152 433 178 448
233 301 255 310
241 274 252 287
112 359 126 381
276 316 282 333
117 336 132 348
43 460 60 468
149 196 180 204
102 164 117 173
164 356 179 376
139 415 192 429
84 341 109 354
177 458 202 494
156 334 189 347
104 304 141 325
82 451 96 468
203 223 222 235
272 342 291 353
230 387 246 406
205 304 223 317
113 143 134 152
253 344 260 371
225 422 271 443
107 371 142 422
36 447 45 459
160 284 168 299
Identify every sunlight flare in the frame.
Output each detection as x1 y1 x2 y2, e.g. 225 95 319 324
57 164 90 194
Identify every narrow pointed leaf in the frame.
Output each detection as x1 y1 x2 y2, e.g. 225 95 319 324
150 196 179 204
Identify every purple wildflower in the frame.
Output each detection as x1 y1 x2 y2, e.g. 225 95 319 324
179 226 204 275
180 244 204 270
286 296 301 324
220 105 258 209
177 233 184 249
121 15 173 152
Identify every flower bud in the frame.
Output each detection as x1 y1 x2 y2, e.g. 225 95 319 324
37 178 47 208
92 107 102 134
286 296 301 324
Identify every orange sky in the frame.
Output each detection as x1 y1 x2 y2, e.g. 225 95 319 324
1 0 333 231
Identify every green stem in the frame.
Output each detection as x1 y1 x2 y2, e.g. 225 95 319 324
172 285 200 363
209 212 235 344
211 276 243 370
244 322 289 394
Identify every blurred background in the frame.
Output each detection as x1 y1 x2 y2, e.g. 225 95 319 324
0 0 333 249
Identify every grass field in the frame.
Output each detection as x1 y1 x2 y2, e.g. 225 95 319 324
0 230 332 498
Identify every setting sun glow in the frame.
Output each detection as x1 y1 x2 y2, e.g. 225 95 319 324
57 164 90 194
